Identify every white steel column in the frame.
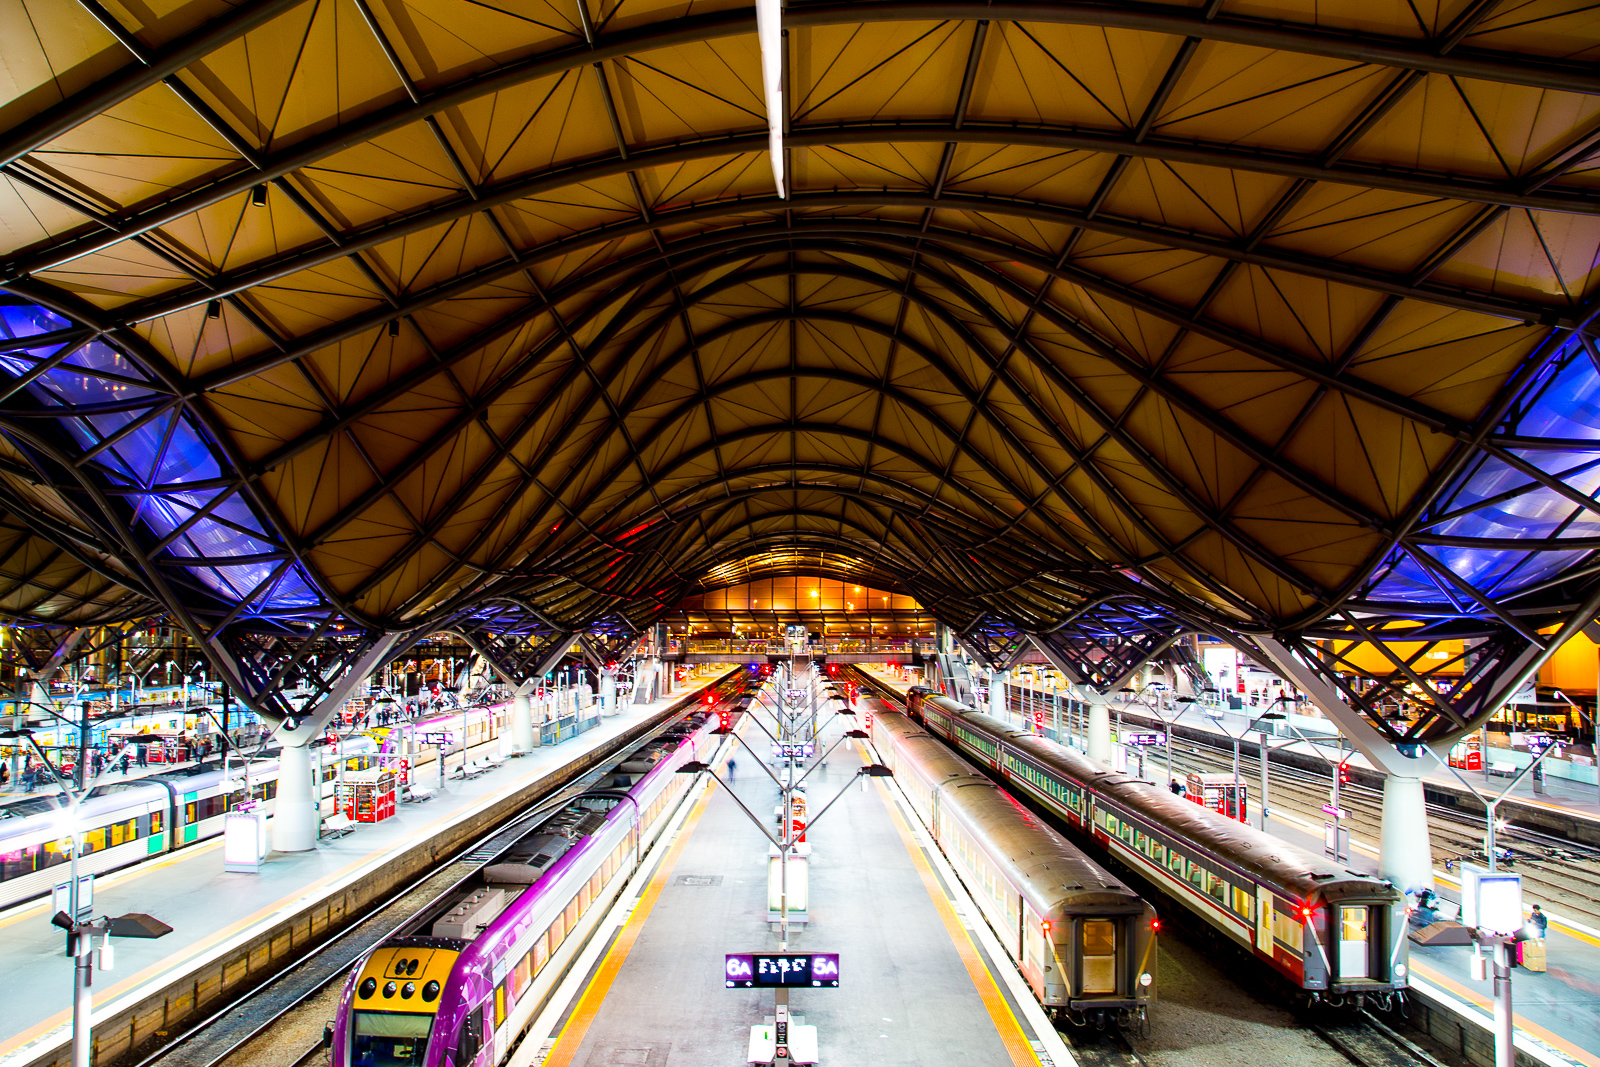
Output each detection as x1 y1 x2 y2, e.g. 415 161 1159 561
600 670 617 715
272 740 316 852
989 670 1009 719
1379 774 1435 894
1253 636 1437 895
509 689 535 754
1086 697 1112 763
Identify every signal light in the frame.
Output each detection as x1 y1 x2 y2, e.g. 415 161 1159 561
1041 920 1050 935
1338 762 1350 785
864 710 873 729
1151 918 1161 932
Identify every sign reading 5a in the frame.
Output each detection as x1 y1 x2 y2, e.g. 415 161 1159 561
725 952 841 988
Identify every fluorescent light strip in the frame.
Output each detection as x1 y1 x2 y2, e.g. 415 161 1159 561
756 0 786 197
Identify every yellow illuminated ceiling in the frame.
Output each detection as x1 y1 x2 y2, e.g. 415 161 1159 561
0 0 1597 644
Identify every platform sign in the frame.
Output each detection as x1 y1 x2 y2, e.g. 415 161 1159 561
420 731 453 746
1321 803 1348 819
725 953 840 988
1125 732 1165 746
771 742 814 759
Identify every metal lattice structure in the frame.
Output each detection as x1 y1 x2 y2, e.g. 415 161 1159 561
2 0 1599 737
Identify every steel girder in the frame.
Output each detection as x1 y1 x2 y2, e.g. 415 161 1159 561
1 0 1598 750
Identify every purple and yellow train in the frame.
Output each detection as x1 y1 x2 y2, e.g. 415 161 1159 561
330 707 725 1067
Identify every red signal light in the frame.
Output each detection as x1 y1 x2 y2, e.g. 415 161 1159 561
1151 918 1161 932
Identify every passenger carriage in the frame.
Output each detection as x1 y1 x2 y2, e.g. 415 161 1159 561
871 708 1157 1028
331 712 722 1067
905 687 1407 1007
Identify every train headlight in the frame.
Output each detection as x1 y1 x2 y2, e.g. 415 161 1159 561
358 978 376 999
1394 963 1407 978
1139 972 1153 987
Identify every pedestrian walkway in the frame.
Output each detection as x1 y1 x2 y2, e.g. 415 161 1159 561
1263 806 1599 1067
0 676 726 1067
535 702 1055 1067
856 667 1600 1067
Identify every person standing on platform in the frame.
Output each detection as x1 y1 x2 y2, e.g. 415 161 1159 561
1530 904 1548 939
728 757 737 782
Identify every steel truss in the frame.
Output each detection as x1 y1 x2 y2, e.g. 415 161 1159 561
0 2 1596 743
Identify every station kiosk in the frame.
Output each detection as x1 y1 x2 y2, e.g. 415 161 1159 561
1185 772 1248 823
337 768 397 823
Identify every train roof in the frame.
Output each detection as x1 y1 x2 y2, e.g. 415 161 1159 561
876 709 1143 917
915 691 1395 903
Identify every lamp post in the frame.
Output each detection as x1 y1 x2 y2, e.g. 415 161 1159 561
677 752 889 951
3 727 171 1067
714 665 888 948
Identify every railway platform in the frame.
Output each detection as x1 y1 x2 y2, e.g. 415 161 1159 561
853 667 1600 1067
0 675 728 1067
1260 809 1600 1067
528 712 1064 1067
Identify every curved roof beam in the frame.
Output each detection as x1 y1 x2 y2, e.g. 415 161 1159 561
176 208 1513 440
102 122 1600 331
7 0 1597 284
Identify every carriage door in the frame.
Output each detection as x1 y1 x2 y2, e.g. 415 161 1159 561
1081 920 1117 994
1338 906 1370 979
1256 888 1274 954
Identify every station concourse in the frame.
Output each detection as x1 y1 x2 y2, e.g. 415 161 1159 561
3 3 1600 1067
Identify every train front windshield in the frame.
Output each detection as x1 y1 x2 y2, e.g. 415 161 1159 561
352 1011 433 1067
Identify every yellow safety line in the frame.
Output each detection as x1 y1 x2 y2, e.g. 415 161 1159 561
870 771 1042 1067
540 777 718 1067
1409 960 1600 1067
0 710 704 1060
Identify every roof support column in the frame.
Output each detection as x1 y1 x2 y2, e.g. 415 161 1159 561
272 633 406 853
1251 636 1436 895
509 692 535 755
989 669 1009 721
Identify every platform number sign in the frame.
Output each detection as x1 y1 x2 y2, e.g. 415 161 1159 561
725 953 840 988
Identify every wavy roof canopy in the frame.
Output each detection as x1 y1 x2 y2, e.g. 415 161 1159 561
1 0 1598 663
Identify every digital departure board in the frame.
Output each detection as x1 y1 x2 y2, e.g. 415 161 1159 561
725 952 840 988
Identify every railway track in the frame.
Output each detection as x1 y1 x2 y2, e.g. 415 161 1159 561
848 671 1463 1067
118 672 746 1067
1146 734 1600 929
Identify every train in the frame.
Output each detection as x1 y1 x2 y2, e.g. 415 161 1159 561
330 707 726 1067
869 707 1158 1029
0 701 506 912
900 685 1408 1008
